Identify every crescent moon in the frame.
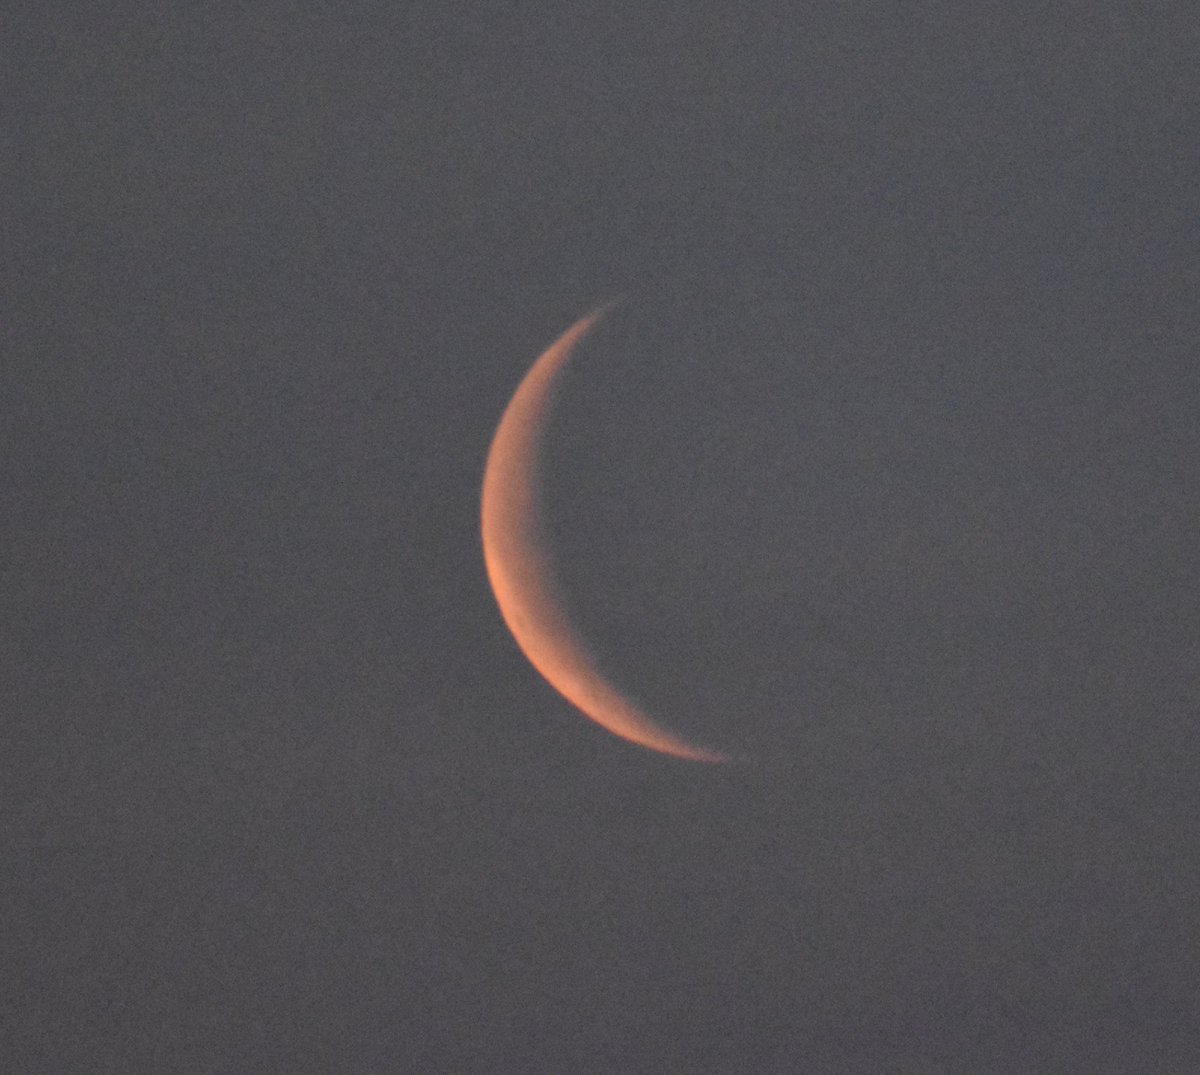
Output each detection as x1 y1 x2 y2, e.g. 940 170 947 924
481 311 727 763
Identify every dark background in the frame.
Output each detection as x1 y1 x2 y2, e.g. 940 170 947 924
5 4 1198 1071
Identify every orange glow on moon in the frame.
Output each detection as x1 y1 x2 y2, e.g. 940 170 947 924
481 311 726 763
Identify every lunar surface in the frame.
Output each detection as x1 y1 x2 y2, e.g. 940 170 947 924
481 311 727 763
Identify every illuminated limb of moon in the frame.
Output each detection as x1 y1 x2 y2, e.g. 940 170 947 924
481 311 726 763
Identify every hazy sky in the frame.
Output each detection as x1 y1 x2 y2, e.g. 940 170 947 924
6 5 1199 1071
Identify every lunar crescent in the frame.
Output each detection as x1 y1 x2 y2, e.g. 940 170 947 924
481 311 726 763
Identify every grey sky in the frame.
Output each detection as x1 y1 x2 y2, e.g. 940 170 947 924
5 4 1198 1071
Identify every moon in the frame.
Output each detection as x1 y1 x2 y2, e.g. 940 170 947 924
481 310 727 763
